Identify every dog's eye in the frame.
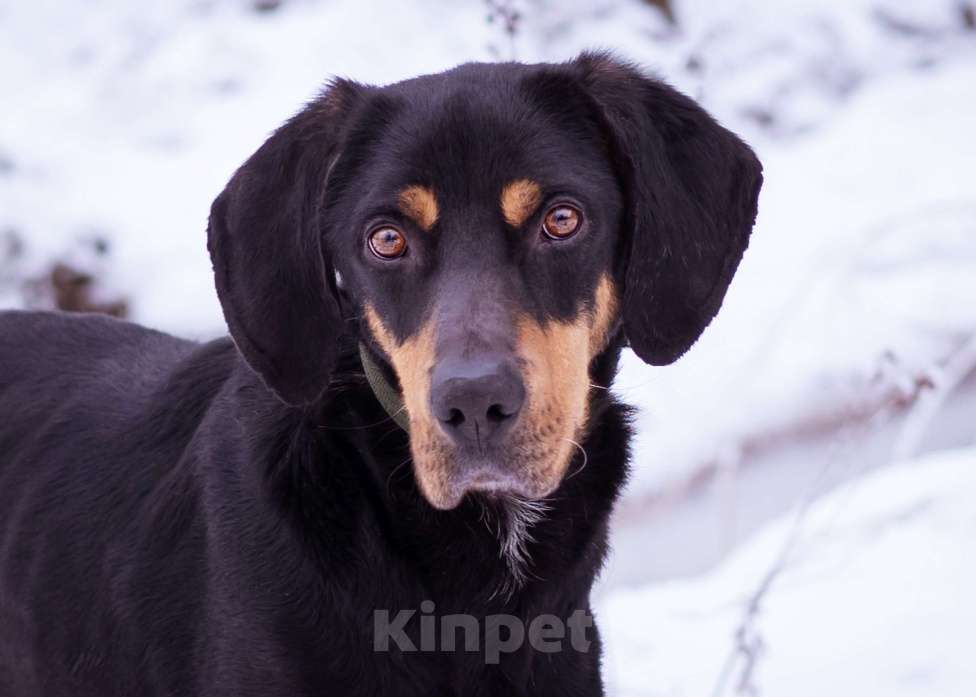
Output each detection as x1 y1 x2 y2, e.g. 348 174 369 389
542 205 582 240
368 226 407 259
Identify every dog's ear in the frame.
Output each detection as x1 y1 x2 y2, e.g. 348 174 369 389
208 80 361 406
574 53 763 365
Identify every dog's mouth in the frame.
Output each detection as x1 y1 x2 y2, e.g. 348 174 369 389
465 466 516 492
422 445 573 510
406 396 587 510
451 463 524 505
426 467 563 511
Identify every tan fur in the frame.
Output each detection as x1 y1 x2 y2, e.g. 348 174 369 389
500 179 542 228
364 275 619 509
364 304 453 506
397 186 439 232
511 274 619 495
587 274 619 358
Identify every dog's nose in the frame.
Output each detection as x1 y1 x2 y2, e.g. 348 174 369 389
430 357 525 446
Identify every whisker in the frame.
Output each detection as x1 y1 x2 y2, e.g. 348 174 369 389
317 404 406 432
374 422 408 446
386 456 413 498
563 438 589 480
478 500 494 533
589 382 610 391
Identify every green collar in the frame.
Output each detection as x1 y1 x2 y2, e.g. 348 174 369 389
358 343 410 432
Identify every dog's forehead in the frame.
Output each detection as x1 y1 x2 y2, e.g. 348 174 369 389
362 65 611 206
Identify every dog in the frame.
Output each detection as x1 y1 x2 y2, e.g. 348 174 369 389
0 52 761 696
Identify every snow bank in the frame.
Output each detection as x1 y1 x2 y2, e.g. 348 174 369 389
599 445 976 696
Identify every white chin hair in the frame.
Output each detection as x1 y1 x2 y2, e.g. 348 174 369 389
480 494 549 601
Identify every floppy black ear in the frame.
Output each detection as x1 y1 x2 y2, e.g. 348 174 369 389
575 53 763 365
207 81 360 406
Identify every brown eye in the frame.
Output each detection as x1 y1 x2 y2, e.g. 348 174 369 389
542 205 582 239
368 226 407 259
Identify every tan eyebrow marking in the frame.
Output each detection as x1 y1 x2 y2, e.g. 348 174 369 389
397 185 439 232
500 179 542 228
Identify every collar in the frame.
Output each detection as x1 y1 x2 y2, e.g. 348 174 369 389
358 343 410 432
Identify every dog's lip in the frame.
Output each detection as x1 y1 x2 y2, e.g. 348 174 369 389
429 463 524 509
426 471 555 511
420 451 564 510
459 466 517 493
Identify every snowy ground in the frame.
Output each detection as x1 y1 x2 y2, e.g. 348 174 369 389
600 446 976 697
2 1 975 694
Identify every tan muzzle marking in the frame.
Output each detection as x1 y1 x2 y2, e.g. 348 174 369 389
363 304 453 506
512 274 619 494
364 274 619 508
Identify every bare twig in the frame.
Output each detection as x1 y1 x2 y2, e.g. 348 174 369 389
710 418 865 697
484 0 521 60
890 333 976 461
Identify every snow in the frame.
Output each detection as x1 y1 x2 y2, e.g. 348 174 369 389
599 445 976 696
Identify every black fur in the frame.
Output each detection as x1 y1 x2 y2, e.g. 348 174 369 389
0 53 761 696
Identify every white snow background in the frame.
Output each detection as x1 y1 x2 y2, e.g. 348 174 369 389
2 1 975 694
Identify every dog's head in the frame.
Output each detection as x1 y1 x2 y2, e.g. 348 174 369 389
208 53 762 510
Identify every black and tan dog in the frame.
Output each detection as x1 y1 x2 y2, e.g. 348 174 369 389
0 53 761 696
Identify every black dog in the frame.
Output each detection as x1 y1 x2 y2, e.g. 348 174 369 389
0 53 761 696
